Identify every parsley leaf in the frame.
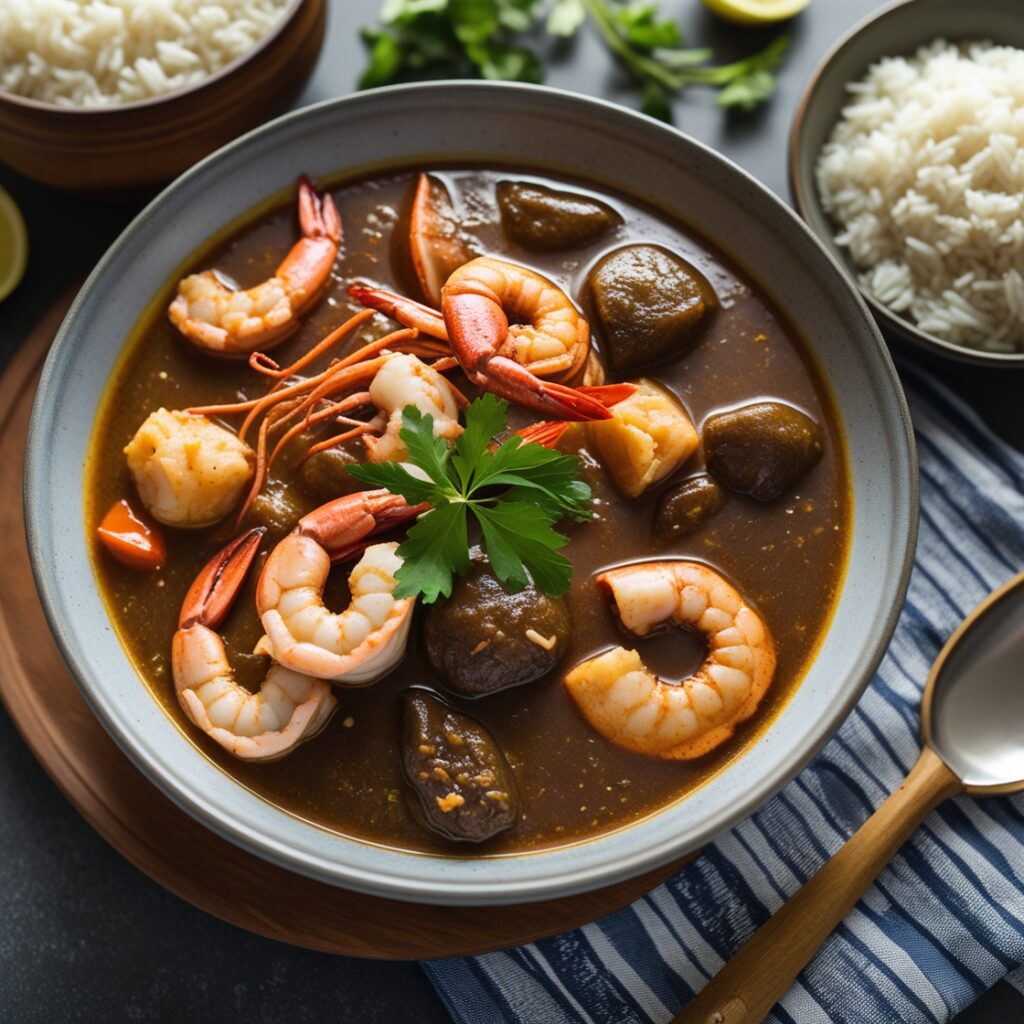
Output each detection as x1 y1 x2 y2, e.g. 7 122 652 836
395 405 457 491
451 391 507 489
393 502 470 602
347 396 592 602
474 500 574 596
346 459 438 506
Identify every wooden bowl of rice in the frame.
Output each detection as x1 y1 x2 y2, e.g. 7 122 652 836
0 0 325 196
789 0 1024 365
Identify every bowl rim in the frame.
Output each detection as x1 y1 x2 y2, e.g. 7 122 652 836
0 0 308 117
25 80 919 904
788 0 1024 366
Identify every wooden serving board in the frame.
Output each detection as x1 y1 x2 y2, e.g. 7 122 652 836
0 296 689 959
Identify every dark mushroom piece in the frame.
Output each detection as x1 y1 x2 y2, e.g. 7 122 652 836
703 401 824 503
497 180 622 251
653 474 728 542
401 688 518 843
588 243 717 372
423 562 570 697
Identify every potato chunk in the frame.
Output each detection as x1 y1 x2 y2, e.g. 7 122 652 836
588 379 697 498
124 409 254 528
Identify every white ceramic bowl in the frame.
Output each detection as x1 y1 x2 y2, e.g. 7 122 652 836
25 83 917 905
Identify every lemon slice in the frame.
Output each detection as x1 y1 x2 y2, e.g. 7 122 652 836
0 185 28 303
699 0 810 25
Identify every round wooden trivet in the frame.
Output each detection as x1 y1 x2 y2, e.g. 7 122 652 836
0 297 690 959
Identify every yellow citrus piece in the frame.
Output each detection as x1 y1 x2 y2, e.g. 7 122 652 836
699 0 810 25
0 185 28 303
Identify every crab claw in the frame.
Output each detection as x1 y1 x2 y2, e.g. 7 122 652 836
408 173 474 306
179 527 266 630
347 283 449 341
297 490 427 564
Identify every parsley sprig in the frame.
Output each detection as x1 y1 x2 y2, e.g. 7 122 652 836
359 0 790 121
347 394 592 603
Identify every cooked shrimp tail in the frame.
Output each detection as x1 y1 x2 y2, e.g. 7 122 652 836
516 384 637 450
169 176 341 356
172 527 337 762
516 421 570 448
565 560 776 760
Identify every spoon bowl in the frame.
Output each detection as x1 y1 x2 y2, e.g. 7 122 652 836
925 574 1024 792
677 569 1024 1024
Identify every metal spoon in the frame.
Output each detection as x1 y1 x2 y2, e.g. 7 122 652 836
674 569 1024 1024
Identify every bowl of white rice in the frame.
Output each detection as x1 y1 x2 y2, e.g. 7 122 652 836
789 0 1024 363
0 0 325 194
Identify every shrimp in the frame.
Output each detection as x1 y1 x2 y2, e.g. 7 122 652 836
348 257 634 421
256 490 424 683
124 408 254 528
172 528 337 762
565 561 776 760
169 176 341 356
363 351 463 462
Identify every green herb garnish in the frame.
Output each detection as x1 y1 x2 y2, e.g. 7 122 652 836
347 394 592 602
358 0 789 121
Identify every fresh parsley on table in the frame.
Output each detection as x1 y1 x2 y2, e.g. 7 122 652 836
347 394 593 602
359 0 790 120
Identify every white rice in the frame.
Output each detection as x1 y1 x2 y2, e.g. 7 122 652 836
816 40 1024 353
0 0 290 108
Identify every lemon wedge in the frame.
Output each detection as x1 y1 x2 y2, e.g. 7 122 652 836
699 0 810 25
0 185 28 303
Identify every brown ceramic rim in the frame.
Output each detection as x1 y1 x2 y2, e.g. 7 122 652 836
787 0 1024 367
0 0 305 117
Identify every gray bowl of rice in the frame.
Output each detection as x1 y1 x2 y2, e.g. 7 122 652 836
789 0 1024 364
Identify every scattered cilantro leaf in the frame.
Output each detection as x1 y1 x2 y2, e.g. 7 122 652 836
582 0 789 121
546 0 585 36
496 0 542 31
359 0 789 121
347 397 592 602
716 69 777 111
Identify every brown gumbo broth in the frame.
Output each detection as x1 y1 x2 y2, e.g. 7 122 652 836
86 167 850 855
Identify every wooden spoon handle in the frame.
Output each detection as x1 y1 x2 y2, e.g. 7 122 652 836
673 745 962 1024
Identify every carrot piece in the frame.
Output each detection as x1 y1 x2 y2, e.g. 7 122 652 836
97 499 166 572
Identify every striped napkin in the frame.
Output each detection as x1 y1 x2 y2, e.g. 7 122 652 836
424 363 1024 1024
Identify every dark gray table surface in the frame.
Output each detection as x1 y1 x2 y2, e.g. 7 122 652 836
2 2 1021 1021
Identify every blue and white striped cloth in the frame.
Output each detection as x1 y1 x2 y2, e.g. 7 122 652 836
424 363 1024 1024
